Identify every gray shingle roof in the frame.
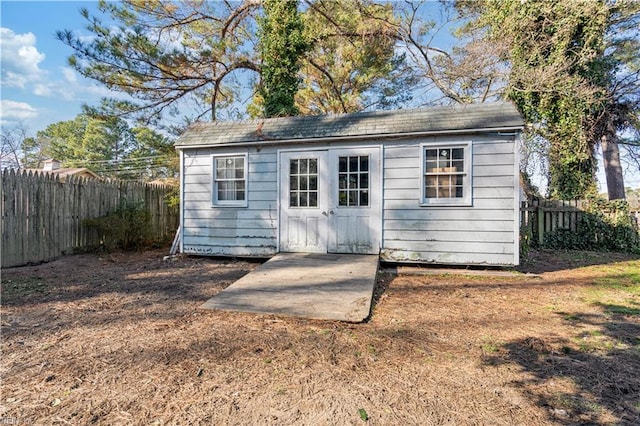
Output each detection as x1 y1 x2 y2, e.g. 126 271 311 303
175 102 524 148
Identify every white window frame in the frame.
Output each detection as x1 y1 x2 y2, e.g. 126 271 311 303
420 142 472 207
211 153 248 207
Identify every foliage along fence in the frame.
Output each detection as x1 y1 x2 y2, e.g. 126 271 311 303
1 169 179 268
520 198 640 253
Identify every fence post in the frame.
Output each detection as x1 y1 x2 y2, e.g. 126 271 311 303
537 202 545 246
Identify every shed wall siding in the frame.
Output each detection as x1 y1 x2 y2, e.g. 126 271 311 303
381 135 517 265
182 147 279 256
180 133 518 265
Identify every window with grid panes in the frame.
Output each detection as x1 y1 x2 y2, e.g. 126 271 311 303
422 144 470 205
212 155 247 206
289 158 318 207
338 155 369 207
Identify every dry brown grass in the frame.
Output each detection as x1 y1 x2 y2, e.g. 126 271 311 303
1 249 639 425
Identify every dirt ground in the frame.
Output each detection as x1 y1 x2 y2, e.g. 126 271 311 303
1 249 639 425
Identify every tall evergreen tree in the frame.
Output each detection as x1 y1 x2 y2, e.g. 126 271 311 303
258 0 307 117
457 0 639 199
24 114 176 180
59 0 406 122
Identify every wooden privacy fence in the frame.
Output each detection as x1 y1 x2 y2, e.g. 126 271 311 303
1 169 179 268
520 198 639 247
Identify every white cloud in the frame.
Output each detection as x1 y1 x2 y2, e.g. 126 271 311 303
0 27 46 88
0 100 38 120
33 83 53 97
62 67 77 83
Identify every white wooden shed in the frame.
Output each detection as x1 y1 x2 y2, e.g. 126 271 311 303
175 102 524 266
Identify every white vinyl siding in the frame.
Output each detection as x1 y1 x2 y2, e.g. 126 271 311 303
382 135 517 266
179 133 519 265
182 148 278 256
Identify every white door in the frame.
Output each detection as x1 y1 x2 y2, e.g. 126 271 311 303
279 151 329 253
279 147 380 254
328 148 381 254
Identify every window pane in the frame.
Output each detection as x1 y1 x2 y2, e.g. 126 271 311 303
424 146 467 201
349 156 358 172
339 157 347 173
339 191 347 206
290 176 297 190
309 192 318 207
438 176 451 198
439 149 451 169
360 156 369 172
300 176 308 190
290 192 298 207
235 158 245 178
216 159 226 178
339 174 347 189
309 159 318 174
300 159 308 174
427 149 438 171
360 174 368 189
300 192 308 207
349 174 358 189
360 191 369 206
217 181 229 200
290 159 298 174
348 191 357 206
309 176 317 190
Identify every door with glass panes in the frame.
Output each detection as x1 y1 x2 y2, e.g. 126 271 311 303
279 148 380 254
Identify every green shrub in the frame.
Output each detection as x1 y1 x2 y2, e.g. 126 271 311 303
84 201 152 251
543 197 640 253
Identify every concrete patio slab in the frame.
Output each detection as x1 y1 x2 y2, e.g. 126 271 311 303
201 253 379 322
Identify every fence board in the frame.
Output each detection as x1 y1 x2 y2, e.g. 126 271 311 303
1 170 179 268
520 197 639 249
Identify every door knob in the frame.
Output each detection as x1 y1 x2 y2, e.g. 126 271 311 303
329 210 334 215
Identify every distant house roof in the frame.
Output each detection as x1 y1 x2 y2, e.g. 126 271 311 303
22 159 100 181
45 167 100 180
175 102 524 148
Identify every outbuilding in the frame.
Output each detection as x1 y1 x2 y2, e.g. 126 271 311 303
175 102 524 266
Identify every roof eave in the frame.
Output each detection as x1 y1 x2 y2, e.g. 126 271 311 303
175 125 524 150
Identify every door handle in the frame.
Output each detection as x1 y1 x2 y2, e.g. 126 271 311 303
329 210 334 215
322 211 328 216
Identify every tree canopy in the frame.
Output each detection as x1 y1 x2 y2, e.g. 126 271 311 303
21 114 176 180
49 0 639 195
258 0 307 117
58 0 405 122
457 0 639 199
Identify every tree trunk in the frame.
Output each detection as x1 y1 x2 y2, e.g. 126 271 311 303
601 134 626 200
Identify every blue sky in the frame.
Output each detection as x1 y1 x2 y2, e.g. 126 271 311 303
1 1 108 132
